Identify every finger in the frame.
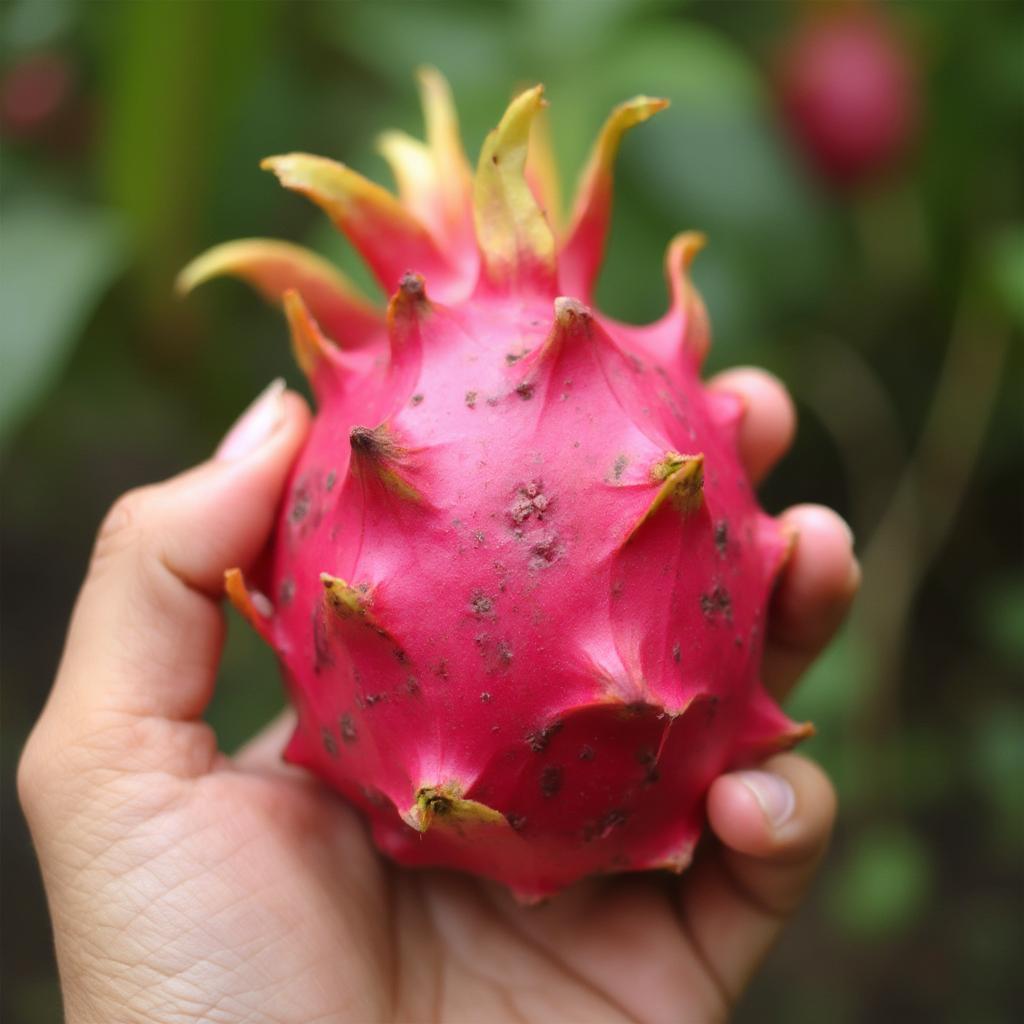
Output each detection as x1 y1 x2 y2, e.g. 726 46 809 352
707 367 796 485
763 504 860 699
676 753 836 1004
49 382 310 731
233 708 300 775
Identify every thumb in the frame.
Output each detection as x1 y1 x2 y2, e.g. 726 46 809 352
39 381 309 746
677 753 837 1005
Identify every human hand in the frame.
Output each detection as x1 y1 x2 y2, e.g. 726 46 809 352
19 370 858 1024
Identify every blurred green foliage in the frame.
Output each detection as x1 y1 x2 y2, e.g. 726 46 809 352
2 1 1021 1020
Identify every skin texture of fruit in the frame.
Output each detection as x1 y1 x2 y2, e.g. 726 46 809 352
180 70 812 901
778 6 918 186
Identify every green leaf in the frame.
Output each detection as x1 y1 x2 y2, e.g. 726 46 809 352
97 0 275 300
0 198 125 443
974 573 1024 667
988 226 1024 331
970 705 1024 853
827 824 933 939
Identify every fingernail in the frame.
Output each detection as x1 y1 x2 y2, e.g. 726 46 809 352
216 379 286 461
737 770 796 829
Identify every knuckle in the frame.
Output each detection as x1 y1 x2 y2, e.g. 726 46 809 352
90 488 156 572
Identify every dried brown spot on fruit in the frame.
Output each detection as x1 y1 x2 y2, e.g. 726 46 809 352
672 641 681 663
508 480 549 525
340 713 358 743
515 381 535 400
540 765 563 798
714 518 729 555
470 591 495 617
700 585 733 622
528 532 563 570
410 393 424 406
480 691 492 702
578 745 595 762
322 727 338 757
465 390 478 408
290 485 312 524
506 812 526 831
637 748 660 785
526 722 562 753
584 808 628 842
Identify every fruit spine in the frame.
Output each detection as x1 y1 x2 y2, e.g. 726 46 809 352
180 70 811 901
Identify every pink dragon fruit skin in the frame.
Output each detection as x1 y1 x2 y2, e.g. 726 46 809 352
181 71 811 901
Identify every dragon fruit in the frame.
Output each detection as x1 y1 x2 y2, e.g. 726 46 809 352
777 6 918 187
180 70 810 901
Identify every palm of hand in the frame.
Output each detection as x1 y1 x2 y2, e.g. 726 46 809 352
99 755 729 1024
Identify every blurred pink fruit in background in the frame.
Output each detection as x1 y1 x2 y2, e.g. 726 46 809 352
777 4 919 187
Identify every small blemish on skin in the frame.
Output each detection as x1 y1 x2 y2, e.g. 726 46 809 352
465 390 478 408
578 745 595 762
584 808 628 842
480 691 492 703
527 722 561 753
290 486 312 525
405 677 421 695
540 765 563 798
700 585 733 622
470 592 495 617
325 470 337 492
612 454 628 481
528 532 563 570
279 578 295 605
714 519 729 554
637 749 660 785
508 481 549 526
410 393 424 406
322 727 338 757
704 695 721 724
340 713 357 743
515 381 535 400
672 641 681 663
506 812 526 831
